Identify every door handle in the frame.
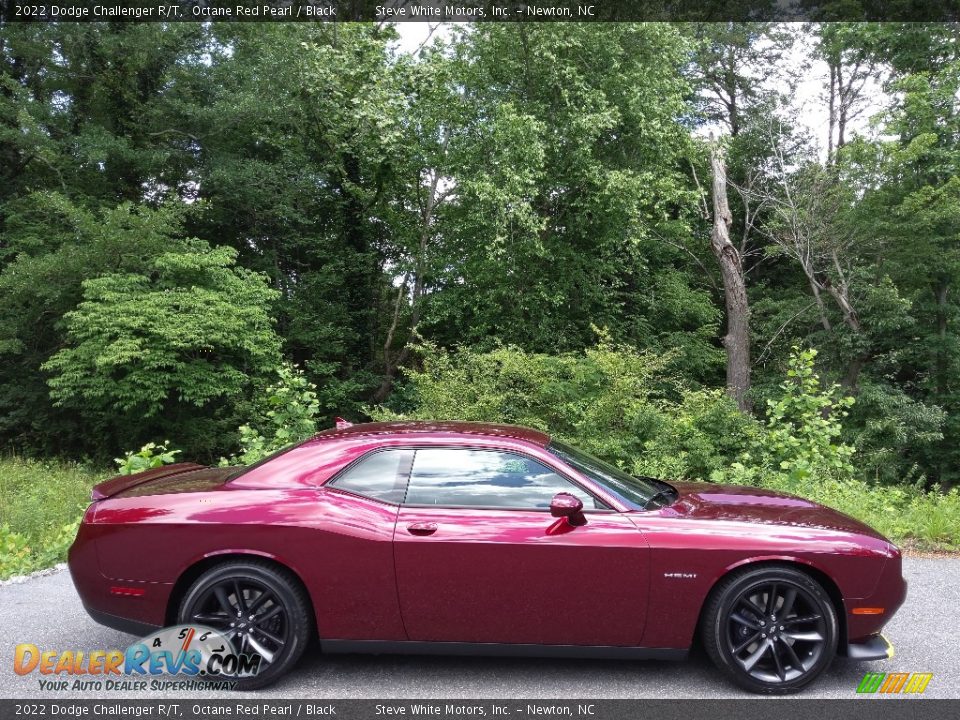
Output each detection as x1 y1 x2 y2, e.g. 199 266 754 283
407 522 438 536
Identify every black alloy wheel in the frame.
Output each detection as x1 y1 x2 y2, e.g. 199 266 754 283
702 565 838 694
179 560 312 690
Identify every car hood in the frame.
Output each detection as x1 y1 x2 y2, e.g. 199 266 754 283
665 481 888 540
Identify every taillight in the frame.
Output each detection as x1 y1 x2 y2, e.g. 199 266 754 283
110 586 146 597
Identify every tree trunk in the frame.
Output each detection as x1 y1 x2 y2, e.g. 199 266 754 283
935 279 950 396
827 62 836 162
371 170 441 403
709 145 751 412
842 355 868 392
835 62 847 151
809 277 832 332
725 44 739 137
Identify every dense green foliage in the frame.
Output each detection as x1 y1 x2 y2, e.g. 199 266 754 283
2 21 960 529
0 457 99 578
222 364 322 466
114 442 181 476
372 338 755 481
42 241 281 457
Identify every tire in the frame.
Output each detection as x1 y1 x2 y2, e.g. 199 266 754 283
701 565 838 694
178 559 313 690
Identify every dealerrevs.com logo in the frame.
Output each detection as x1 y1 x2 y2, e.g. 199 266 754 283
13 625 261 691
857 672 934 695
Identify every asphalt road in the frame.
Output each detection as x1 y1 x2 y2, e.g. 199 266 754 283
1 559 957 699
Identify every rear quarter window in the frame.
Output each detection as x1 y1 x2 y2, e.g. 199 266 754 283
328 449 413 504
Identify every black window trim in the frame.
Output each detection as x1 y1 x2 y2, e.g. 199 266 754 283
323 447 415 506
322 444 617 512
400 445 615 513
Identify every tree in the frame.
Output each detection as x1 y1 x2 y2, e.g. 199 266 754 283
42 241 281 457
419 24 717 380
841 31 960 482
0 196 200 456
371 45 460 402
815 24 883 162
190 23 408 414
708 144 751 410
687 23 795 139
752 138 874 390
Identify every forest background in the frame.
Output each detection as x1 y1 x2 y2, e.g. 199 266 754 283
3 21 960 575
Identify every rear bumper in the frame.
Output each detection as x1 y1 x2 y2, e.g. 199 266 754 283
69 523 172 631
83 605 159 637
844 633 894 661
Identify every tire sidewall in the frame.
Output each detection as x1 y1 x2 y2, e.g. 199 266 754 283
178 561 311 690
708 567 839 694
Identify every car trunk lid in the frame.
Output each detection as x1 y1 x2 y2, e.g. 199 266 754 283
90 463 206 500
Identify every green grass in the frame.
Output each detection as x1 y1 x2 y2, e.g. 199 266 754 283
0 457 105 579
816 481 960 552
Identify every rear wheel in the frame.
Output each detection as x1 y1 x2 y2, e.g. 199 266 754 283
701 565 838 694
178 560 312 690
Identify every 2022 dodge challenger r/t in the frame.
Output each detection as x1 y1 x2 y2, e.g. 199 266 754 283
69 421 906 693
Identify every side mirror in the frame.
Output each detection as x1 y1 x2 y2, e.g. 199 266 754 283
550 492 584 519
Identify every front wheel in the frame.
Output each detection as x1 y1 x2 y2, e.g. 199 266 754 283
701 565 838 694
178 560 312 690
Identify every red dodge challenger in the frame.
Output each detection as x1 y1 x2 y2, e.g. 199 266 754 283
69 421 906 693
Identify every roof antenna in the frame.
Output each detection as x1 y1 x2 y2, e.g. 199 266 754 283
335 417 354 430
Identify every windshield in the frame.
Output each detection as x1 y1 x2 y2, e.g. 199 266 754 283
547 441 664 509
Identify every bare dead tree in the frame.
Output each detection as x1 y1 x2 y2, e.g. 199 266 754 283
744 128 870 390
708 144 752 411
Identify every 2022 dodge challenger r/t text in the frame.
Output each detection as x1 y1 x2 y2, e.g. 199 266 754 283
68 421 906 693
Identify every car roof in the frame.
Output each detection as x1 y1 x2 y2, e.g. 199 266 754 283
313 420 551 447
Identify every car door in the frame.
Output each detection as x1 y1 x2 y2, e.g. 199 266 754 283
393 446 650 647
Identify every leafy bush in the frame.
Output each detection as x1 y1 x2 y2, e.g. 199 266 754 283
114 442 181 475
371 338 757 480
712 348 856 489
0 457 100 579
40 240 282 459
0 524 34 578
222 364 321 466
111 364 323 471
636 388 760 481
711 348 960 550
844 381 945 485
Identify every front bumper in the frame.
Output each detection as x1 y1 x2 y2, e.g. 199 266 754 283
845 633 894 661
844 551 908 645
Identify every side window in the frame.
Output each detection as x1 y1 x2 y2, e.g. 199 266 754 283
329 449 413 504
405 448 604 510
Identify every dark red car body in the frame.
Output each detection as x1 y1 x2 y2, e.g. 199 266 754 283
69 421 906 664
